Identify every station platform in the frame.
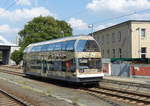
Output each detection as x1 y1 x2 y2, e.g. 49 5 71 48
103 76 150 85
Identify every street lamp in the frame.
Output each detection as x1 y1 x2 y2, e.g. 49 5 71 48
88 24 94 36
61 31 64 38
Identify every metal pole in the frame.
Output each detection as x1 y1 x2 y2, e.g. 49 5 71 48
61 31 64 37
139 28 141 58
91 24 94 36
88 24 94 36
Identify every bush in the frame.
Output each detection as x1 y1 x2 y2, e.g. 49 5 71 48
11 50 23 65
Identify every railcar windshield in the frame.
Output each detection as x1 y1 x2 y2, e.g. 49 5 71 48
76 40 100 52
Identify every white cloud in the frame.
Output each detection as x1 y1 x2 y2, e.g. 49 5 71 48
129 13 150 20
87 0 150 13
68 18 88 30
0 25 19 34
0 7 56 22
16 0 31 6
0 24 20 43
0 7 57 43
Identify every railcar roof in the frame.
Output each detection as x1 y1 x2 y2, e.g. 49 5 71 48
27 35 94 47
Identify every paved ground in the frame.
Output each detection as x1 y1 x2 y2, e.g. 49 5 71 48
0 71 121 106
1 65 149 106
104 76 150 85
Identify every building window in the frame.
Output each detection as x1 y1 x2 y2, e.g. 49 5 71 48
112 49 115 58
112 33 115 43
102 35 104 44
119 48 122 58
107 50 110 58
102 50 104 56
141 47 147 58
107 34 109 43
141 28 146 38
118 31 121 41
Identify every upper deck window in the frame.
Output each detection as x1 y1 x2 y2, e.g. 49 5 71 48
24 47 28 53
41 44 48 51
31 45 41 52
54 42 61 51
66 40 76 51
61 42 67 51
76 40 100 52
47 44 55 51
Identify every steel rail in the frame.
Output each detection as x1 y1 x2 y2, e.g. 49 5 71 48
83 87 150 105
0 89 29 106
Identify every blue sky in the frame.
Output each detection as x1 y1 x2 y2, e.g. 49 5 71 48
0 0 150 44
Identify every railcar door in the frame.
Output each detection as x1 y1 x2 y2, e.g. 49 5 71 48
64 40 76 80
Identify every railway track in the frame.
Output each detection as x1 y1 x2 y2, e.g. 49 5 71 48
81 86 150 106
0 89 28 106
0 69 24 77
1 69 150 105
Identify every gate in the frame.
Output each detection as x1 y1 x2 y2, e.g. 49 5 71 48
111 64 131 77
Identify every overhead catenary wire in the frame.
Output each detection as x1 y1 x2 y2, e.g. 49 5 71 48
91 8 150 25
63 9 87 20
0 0 11 8
0 0 16 15
5 0 16 10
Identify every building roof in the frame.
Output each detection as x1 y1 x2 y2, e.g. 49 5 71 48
93 20 150 34
0 36 17 47
28 35 94 47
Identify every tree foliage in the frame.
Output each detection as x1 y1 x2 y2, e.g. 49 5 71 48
11 50 23 65
19 16 72 49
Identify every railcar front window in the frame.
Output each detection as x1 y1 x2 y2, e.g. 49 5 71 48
76 40 100 52
79 58 101 69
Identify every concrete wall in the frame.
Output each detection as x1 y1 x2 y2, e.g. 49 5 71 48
102 63 150 78
93 21 150 58
93 22 132 58
130 64 150 78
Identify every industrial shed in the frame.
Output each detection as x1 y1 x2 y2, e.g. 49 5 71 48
0 36 20 65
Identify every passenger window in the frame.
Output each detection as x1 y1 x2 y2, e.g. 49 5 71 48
24 47 28 53
47 44 55 51
41 44 48 52
61 42 66 51
54 42 61 51
31 46 41 52
36 46 42 52
66 40 75 51
31 47 36 52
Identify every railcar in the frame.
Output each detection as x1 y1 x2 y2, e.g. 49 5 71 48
23 35 104 83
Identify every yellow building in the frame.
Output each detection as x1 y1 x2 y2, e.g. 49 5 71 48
93 20 150 58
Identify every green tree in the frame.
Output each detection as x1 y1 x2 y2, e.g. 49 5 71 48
19 16 72 49
11 50 23 65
